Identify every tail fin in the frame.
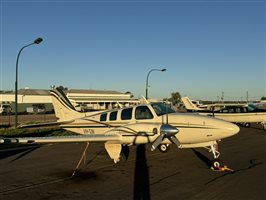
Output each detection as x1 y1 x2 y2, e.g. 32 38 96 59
181 97 202 111
50 88 85 121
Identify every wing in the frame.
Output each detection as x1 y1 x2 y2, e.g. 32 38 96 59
17 120 74 128
1 134 122 144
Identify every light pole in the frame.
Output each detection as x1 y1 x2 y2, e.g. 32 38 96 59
145 68 166 99
15 37 43 128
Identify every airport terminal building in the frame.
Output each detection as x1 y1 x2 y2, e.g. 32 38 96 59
0 88 140 112
67 89 139 111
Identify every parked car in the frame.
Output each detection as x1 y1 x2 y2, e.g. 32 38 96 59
26 104 46 114
0 104 12 115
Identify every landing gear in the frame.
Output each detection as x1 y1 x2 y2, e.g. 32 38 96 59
113 157 120 164
117 145 130 163
207 142 234 172
158 144 169 153
243 123 250 128
261 122 266 131
209 142 221 168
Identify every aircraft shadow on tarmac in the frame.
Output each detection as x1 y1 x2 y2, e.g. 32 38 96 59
0 144 41 161
191 148 213 168
72 144 152 200
133 144 151 200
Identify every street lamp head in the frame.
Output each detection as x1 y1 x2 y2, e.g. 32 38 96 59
161 68 166 72
34 37 43 44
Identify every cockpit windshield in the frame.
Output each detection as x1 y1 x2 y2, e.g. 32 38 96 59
151 102 176 116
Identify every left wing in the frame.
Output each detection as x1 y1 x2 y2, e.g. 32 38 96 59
17 120 74 128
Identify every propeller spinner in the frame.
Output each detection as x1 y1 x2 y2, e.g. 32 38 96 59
151 124 180 151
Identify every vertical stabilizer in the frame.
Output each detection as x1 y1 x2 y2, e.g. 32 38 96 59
181 97 202 111
50 88 85 121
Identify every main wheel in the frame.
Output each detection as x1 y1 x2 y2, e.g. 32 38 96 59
244 123 250 128
262 123 266 131
158 144 169 153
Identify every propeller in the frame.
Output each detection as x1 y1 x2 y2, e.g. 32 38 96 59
151 124 180 151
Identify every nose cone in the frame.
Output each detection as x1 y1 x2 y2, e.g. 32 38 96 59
218 120 240 138
204 116 240 139
225 122 240 136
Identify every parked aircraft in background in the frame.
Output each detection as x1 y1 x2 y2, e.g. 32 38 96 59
249 101 266 111
182 97 266 130
1 88 240 169
181 97 247 112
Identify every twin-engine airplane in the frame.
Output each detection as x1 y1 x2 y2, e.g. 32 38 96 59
1 88 240 168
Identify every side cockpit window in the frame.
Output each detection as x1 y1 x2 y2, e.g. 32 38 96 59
135 106 153 120
121 108 133 120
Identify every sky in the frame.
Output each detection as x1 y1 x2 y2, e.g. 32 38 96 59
0 0 265 101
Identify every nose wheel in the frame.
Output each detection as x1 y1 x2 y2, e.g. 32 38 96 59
212 160 221 168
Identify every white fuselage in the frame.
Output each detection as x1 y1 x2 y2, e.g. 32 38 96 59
60 104 239 148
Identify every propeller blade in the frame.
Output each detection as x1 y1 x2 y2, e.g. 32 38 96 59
151 133 165 151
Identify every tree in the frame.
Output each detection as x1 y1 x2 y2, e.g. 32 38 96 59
168 92 181 105
261 96 266 101
57 85 68 92
125 91 134 98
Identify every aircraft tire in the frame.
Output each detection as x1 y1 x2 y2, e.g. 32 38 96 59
158 144 169 153
244 123 250 128
120 145 130 161
262 123 266 131
212 160 221 168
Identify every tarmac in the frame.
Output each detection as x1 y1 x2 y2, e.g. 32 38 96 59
0 125 265 200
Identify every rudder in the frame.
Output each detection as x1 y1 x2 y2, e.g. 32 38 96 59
50 88 85 121
181 97 201 111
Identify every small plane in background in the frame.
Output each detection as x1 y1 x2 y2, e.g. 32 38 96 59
182 96 266 130
181 97 247 112
1 88 240 169
249 101 266 111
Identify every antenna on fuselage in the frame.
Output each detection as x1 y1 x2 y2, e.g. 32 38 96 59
166 103 169 124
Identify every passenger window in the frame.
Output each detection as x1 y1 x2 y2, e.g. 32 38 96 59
135 106 153 120
109 111 118 121
229 108 235 113
100 113 107 121
121 108 132 120
222 109 228 113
